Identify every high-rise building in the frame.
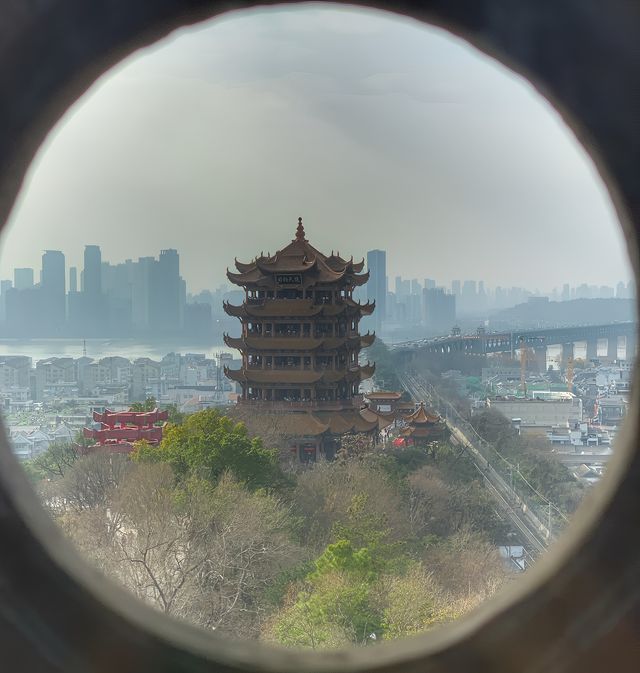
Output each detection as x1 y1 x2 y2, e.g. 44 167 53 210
132 257 154 330
451 279 461 296
41 250 66 331
366 249 386 331
83 245 102 297
423 287 456 333
150 249 182 333
424 278 436 290
395 276 410 300
80 245 107 334
102 259 135 335
0 279 12 322
69 267 77 293
460 280 477 314
14 268 34 290
477 280 488 311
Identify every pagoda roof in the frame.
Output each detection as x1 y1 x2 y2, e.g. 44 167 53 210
228 218 368 288
403 402 443 425
223 298 375 319
358 406 396 431
224 363 374 385
315 410 379 434
263 411 330 437
236 407 382 438
223 333 375 352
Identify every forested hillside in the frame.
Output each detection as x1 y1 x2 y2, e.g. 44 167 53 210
27 408 514 648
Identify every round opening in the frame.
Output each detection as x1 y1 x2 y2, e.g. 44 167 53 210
0 2 636 668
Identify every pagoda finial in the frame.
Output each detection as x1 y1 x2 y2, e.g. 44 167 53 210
296 216 306 241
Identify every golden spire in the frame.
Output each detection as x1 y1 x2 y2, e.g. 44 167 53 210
295 216 306 241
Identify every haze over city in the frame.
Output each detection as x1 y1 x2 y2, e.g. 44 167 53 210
2 4 638 655
0 5 632 292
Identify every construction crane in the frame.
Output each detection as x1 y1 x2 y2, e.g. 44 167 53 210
520 342 527 397
551 352 575 392
566 356 574 392
518 336 530 397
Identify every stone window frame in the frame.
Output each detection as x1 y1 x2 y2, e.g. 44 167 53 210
0 1 639 672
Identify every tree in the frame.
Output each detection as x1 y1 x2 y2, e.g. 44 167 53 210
382 563 452 639
59 465 301 638
292 458 410 550
29 441 78 479
266 539 383 648
60 452 131 511
406 466 454 537
132 408 286 491
129 396 157 412
336 433 374 460
421 528 509 600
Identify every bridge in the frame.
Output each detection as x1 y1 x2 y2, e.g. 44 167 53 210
392 321 637 367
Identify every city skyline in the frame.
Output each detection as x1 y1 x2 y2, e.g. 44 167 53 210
1 242 633 304
0 6 632 292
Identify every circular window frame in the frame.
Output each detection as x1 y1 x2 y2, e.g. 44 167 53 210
0 1 639 672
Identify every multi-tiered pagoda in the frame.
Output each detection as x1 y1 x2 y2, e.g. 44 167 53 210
224 218 387 460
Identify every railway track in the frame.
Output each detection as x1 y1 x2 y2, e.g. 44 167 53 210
401 373 551 557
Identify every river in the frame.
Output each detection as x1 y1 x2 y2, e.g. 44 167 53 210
0 338 233 361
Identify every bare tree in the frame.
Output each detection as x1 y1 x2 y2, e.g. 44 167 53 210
61 452 131 511
59 464 301 639
32 441 78 479
293 458 411 550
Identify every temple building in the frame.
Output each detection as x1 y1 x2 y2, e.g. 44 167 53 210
224 217 389 460
400 402 449 447
81 408 168 454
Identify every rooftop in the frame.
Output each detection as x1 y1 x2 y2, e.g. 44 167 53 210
227 218 369 288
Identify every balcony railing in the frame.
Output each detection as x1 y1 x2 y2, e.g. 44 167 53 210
237 396 363 411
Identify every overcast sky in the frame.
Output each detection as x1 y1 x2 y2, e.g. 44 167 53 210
0 5 632 293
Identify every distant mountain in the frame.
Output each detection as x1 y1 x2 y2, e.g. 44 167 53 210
488 298 635 329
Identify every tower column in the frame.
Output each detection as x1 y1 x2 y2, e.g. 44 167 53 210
626 333 637 361
607 336 618 361
586 338 598 361
534 346 547 373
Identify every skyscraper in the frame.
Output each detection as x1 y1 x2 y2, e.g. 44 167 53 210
132 256 154 330
83 245 102 297
41 250 66 331
366 249 386 332
150 249 182 333
14 268 34 290
69 267 78 293
80 245 107 334
460 280 477 314
423 288 456 333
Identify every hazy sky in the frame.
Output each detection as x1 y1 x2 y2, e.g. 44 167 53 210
1 5 632 293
